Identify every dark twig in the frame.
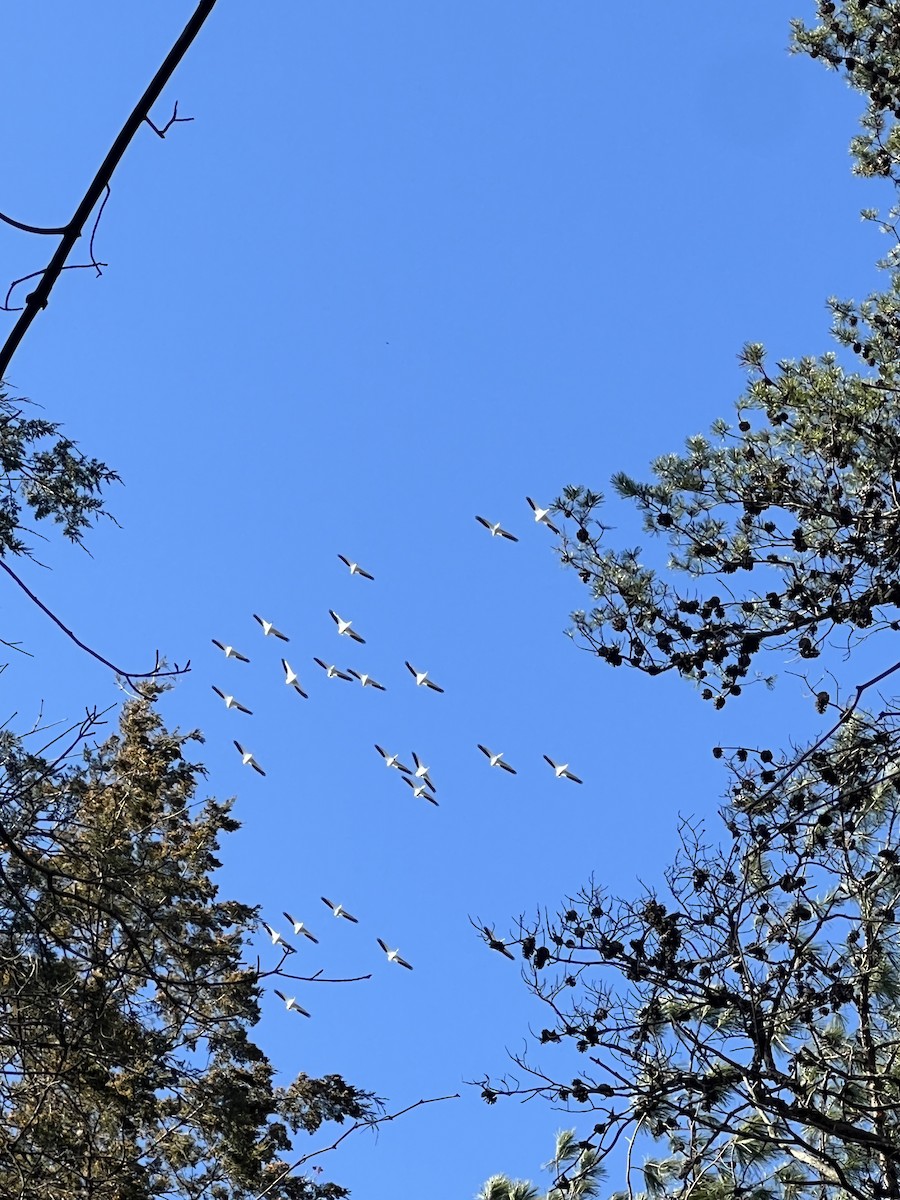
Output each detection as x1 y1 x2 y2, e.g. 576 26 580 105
0 212 70 236
3 263 109 313
254 1093 460 1200
0 0 217 380
144 100 194 138
0 557 190 685
88 185 111 274
279 968 373 984
760 656 900 805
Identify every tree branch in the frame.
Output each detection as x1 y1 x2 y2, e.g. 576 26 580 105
254 1093 461 1200
0 0 218 381
0 558 189 684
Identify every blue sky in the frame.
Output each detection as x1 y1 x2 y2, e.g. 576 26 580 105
0 3 892 1195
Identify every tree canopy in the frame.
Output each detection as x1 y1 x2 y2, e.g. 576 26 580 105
479 4 900 1197
0 690 380 1200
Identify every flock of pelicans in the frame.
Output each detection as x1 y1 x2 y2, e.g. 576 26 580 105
209 499 581 1018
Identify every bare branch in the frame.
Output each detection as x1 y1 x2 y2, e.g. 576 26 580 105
0 557 189 685
0 212 69 236
144 100 194 138
0 0 218 380
254 1093 461 1200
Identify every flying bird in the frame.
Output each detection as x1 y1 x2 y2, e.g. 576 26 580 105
475 516 519 542
274 989 311 1017
212 685 252 715
347 668 385 691
403 776 439 806
321 897 359 923
281 659 309 698
233 741 265 776
211 639 250 663
411 751 436 792
313 657 352 682
261 922 295 953
477 745 517 774
375 745 411 774
405 662 444 693
282 912 319 943
329 611 365 643
338 554 375 581
253 614 290 641
526 496 560 535
483 927 515 960
377 938 413 970
543 755 583 784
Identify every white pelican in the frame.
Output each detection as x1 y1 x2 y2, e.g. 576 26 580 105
329 610 365 644
321 897 359 923
405 662 444 693
347 668 385 691
338 554 375 581
377 938 413 970
253 614 289 641
543 755 583 784
477 745 517 774
211 639 249 663
483 926 515 960
526 496 560 535
261 922 295 953
274 989 310 1017
375 745 411 774
212 686 252 715
403 776 439 806
411 751 436 792
282 912 319 943
475 516 518 542
281 659 309 698
313 657 352 682
233 741 265 776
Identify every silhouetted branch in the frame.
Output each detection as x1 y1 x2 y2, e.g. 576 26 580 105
0 212 69 236
144 100 194 138
254 1093 461 1200
0 557 190 685
3 262 108 312
281 968 373 984
0 0 218 380
88 184 111 273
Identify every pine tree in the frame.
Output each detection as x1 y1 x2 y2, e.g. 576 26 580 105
0 689 378 1199
481 4 900 1198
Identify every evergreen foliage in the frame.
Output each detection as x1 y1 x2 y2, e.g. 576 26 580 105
481 5 900 1197
0 691 378 1199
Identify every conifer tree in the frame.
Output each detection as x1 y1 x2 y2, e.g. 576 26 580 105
480 5 900 1197
0 689 377 1200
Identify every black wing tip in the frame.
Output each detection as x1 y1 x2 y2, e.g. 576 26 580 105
543 755 554 766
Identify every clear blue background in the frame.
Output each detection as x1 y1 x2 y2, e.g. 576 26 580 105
0 3 890 1195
